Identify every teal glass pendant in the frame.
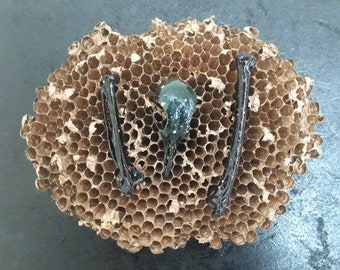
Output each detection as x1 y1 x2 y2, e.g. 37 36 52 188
155 79 197 178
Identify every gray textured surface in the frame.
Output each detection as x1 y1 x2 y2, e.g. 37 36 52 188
1 0 339 269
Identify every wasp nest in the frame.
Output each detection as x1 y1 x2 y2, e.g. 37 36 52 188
20 18 323 254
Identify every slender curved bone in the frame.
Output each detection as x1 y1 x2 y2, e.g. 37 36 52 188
101 75 144 194
208 52 256 217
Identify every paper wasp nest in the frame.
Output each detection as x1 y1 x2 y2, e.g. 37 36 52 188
20 18 323 254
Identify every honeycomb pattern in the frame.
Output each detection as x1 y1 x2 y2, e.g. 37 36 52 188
20 18 323 254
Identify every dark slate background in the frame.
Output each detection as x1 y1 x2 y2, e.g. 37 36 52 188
1 0 339 269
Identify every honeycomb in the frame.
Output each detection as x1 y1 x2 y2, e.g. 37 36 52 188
20 17 323 254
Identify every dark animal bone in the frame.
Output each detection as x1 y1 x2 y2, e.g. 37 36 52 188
208 52 256 217
101 75 145 194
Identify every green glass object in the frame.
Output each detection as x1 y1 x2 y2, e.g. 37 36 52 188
155 79 197 178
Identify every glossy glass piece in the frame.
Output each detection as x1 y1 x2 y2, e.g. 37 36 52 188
155 79 197 178
208 52 256 217
101 75 144 195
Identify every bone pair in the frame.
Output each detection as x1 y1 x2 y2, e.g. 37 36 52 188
100 52 256 216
